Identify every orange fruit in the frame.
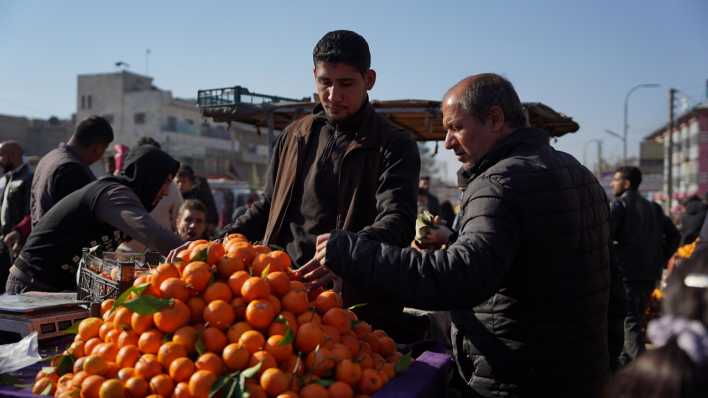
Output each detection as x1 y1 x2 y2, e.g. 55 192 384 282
157 341 188 368
182 261 212 292
260 368 289 396
80 375 105 398
265 334 293 362
222 342 250 371
93 342 119 362
201 327 228 353
269 312 298 337
297 311 320 327
300 383 328 398
253 244 271 255
154 298 190 332
173 325 199 353
331 343 353 361
245 380 268 398
276 392 299 398
74 356 88 373
321 324 341 346
105 329 121 345
228 244 257 267
113 307 133 330
323 308 354 334
227 271 250 296
267 294 282 315
152 263 181 291
99 379 125 398
296 323 324 353
116 345 141 368
125 376 149 398
83 355 108 375
378 336 396 357
282 289 309 315
173 382 191 398
328 381 353 398
116 367 135 381
306 348 335 376
268 251 291 271
99 323 114 340
130 312 154 334
149 374 174 397
118 330 140 347
250 253 270 276
353 321 372 338
314 290 342 314
104 362 119 379
358 368 384 394
67 340 85 357
203 281 233 303
248 350 277 376
335 359 362 385
160 277 190 302
188 240 209 251
231 297 248 319
169 357 196 383
289 280 306 291
227 321 253 343
101 299 115 315
78 317 103 340
71 371 89 388
265 271 291 297
32 377 55 396
203 300 235 329
195 352 225 375
239 330 265 354
217 256 245 277
187 296 207 322
241 277 271 301
246 299 276 329
188 370 217 398
138 329 163 354
135 354 162 379
35 369 59 383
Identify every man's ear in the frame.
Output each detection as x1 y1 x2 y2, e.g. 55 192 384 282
365 69 376 91
623 179 631 191
488 106 506 132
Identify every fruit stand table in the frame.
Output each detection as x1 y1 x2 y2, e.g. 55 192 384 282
1 336 453 398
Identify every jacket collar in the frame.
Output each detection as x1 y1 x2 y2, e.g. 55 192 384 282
5 162 30 179
305 99 379 150
463 127 550 184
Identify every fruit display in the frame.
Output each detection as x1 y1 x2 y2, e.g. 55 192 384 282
35 235 412 398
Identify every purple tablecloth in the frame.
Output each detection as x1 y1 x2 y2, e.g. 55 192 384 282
2 337 453 398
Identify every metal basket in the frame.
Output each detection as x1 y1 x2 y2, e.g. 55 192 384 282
76 250 161 313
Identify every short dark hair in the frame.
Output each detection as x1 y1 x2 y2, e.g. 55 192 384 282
177 164 195 181
136 136 161 149
179 199 207 217
420 176 430 181
615 166 642 190
455 73 527 129
73 116 114 148
313 30 371 75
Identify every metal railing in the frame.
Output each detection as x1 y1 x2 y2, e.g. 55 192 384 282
197 86 308 109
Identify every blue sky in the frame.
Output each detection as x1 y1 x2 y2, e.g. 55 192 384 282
1 0 706 182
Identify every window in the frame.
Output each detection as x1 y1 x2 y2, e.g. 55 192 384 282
134 113 146 125
87 95 92 109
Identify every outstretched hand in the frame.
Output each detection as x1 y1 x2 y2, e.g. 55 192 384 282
294 234 341 290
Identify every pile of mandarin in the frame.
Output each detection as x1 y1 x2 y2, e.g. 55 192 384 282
34 235 407 398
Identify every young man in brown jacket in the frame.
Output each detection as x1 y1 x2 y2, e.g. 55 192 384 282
225 30 421 335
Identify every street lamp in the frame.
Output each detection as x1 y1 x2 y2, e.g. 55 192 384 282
623 83 660 164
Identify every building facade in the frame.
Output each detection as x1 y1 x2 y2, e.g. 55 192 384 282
75 71 269 183
643 104 708 203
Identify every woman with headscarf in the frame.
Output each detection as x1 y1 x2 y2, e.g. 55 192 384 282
5 145 183 293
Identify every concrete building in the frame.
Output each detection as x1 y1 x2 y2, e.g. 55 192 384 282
75 71 269 182
643 104 708 202
0 114 74 164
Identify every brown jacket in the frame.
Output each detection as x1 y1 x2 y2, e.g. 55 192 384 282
228 102 420 328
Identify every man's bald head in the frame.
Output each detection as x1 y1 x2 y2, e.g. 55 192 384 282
443 73 527 129
0 141 23 171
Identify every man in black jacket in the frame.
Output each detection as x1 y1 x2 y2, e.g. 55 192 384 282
0 141 33 291
608 166 680 367
680 195 706 245
299 73 610 397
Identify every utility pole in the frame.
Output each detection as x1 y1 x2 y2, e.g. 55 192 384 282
667 88 676 210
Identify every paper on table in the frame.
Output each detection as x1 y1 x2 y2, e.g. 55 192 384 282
0 332 43 374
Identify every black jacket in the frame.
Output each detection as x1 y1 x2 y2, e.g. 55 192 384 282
610 191 680 282
680 197 706 245
326 128 610 397
0 163 33 236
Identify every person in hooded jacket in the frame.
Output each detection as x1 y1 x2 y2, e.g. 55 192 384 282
5 145 183 294
680 195 706 245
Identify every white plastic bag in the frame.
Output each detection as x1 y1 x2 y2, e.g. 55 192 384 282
0 332 43 374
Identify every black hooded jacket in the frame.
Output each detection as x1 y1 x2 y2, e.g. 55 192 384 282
12 146 180 292
680 196 706 245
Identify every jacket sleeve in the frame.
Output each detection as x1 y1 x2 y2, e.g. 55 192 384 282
223 133 283 241
609 199 624 242
357 133 420 246
327 181 519 311
657 205 680 264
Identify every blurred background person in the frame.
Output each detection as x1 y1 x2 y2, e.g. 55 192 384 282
176 199 208 241
175 164 218 234
0 141 33 291
680 195 706 245
417 175 440 215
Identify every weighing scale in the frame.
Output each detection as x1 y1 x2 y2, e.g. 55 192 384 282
0 292 90 340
